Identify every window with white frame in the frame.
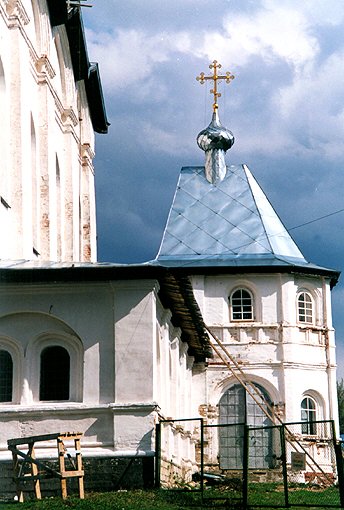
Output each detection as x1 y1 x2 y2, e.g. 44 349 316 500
0 350 13 402
301 396 317 435
297 291 313 324
230 288 254 321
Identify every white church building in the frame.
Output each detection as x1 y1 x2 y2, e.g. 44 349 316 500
0 0 340 497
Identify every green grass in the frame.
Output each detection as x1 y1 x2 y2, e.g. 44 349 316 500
247 482 340 508
0 490 202 510
0 484 341 510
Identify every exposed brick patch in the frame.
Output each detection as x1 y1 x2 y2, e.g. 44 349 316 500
41 212 49 228
305 471 335 484
198 404 218 420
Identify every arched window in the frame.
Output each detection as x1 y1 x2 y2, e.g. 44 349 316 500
297 292 313 324
40 346 70 401
301 396 316 435
0 350 13 402
230 289 254 321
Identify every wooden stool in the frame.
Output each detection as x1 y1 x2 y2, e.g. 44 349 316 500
8 432 84 502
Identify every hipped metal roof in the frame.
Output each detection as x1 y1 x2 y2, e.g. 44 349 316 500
154 164 339 286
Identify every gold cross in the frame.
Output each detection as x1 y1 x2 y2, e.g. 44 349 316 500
196 60 234 112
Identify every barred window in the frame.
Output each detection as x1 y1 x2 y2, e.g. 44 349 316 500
230 289 254 321
298 292 313 324
219 383 273 469
40 346 70 401
0 350 13 402
301 396 316 435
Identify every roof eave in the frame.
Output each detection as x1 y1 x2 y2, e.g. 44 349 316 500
0 264 212 361
158 273 212 361
65 8 89 81
85 64 110 134
47 3 109 134
46 0 68 26
152 258 340 289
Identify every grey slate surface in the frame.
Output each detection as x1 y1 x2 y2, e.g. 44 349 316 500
157 164 306 264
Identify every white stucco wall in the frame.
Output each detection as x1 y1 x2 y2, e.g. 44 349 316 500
0 277 199 464
0 0 97 262
190 272 339 432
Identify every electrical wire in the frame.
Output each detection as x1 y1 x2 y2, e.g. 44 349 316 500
161 196 344 266
287 207 344 232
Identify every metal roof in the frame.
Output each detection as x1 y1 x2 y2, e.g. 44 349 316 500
157 164 305 262
154 164 339 285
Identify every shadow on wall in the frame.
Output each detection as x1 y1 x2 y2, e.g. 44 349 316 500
138 429 154 453
84 414 114 446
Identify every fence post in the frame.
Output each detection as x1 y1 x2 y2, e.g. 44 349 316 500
242 425 249 510
331 420 344 508
200 418 204 502
334 441 344 508
155 422 161 488
280 424 289 508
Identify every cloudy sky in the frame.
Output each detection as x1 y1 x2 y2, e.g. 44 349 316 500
82 1 344 376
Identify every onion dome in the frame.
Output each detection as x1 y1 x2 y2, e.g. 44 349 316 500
197 111 235 183
197 110 234 152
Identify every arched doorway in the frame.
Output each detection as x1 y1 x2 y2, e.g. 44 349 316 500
218 383 274 469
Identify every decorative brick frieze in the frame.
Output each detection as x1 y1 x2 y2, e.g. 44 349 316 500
4 0 29 26
80 143 95 169
61 106 78 127
34 54 56 79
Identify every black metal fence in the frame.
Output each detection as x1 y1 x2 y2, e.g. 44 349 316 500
155 418 344 508
245 420 344 508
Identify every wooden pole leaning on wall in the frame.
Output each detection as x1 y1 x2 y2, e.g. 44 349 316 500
7 432 84 502
205 325 335 487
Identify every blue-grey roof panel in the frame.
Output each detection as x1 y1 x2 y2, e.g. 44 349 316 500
151 254 337 273
157 164 306 263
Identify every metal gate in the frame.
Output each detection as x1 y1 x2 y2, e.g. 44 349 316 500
156 418 344 508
